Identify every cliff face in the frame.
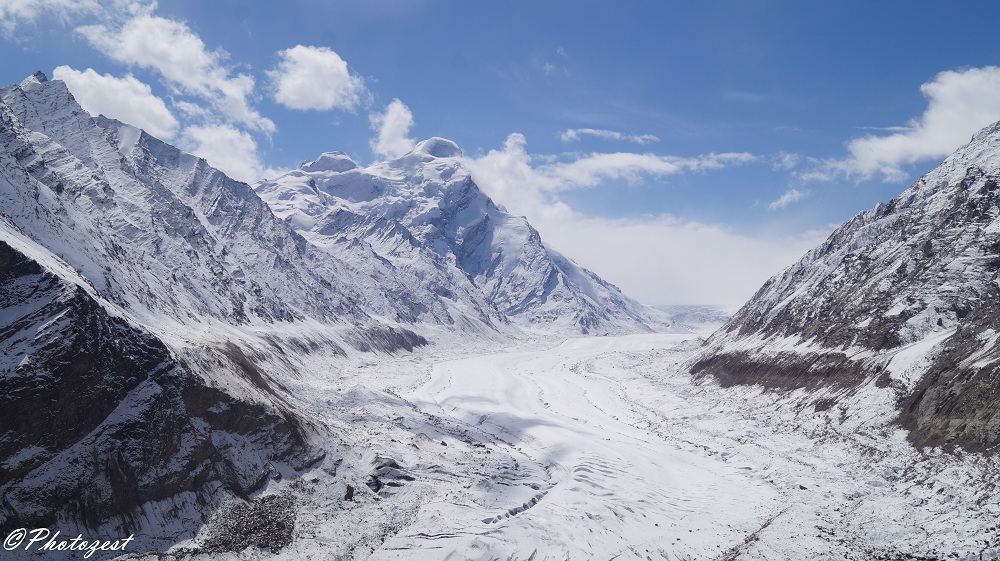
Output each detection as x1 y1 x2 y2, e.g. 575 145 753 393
0 239 312 542
693 121 1000 450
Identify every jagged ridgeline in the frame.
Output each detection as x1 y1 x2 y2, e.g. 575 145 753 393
0 71 668 553
253 137 670 336
693 120 1000 451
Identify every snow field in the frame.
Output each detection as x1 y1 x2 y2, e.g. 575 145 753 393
149 333 993 560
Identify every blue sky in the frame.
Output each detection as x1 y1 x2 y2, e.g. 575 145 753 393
4 1 1000 307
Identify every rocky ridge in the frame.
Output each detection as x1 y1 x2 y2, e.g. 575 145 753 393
693 119 1000 451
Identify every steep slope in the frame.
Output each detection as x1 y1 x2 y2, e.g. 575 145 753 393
0 73 423 549
693 120 1000 450
1 72 371 328
256 138 670 335
0 227 314 546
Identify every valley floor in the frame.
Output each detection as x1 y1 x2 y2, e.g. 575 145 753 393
156 334 1000 561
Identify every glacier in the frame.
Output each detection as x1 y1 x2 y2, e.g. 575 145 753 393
1 70 999 561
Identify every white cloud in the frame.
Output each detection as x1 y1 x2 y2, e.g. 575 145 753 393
76 13 275 133
180 124 273 183
823 66 1000 181
0 0 100 35
772 151 800 171
467 133 754 197
369 99 415 159
552 150 754 189
535 213 825 308
559 128 660 145
268 45 368 111
767 188 807 211
464 133 796 307
173 100 210 119
52 65 178 139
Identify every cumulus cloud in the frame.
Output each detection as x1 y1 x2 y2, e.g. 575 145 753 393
53 65 178 139
767 188 807 211
0 0 101 35
180 124 276 183
76 13 275 133
464 133 799 307
559 128 660 145
369 99 415 159
822 66 1000 181
268 45 368 111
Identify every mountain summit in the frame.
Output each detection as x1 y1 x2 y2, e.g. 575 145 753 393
255 138 670 335
693 119 1000 450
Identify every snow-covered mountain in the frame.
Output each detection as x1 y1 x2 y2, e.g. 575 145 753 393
8 70 1000 560
0 72 361 547
255 137 670 335
0 71 670 554
693 119 1000 451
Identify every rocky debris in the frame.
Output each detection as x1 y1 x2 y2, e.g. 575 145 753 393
346 326 428 354
366 456 415 496
199 494 296 554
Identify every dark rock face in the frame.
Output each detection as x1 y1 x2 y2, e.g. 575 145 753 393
694 122 1000 451
0 241 310 538
690 350 868 390
900 282 1000 451
346 326 428 354
365 456 415 497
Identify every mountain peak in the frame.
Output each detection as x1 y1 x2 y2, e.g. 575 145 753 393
411 137 463 158
18 71 49 91
255 139 670 335
969 119 1000 144
302 151 358 173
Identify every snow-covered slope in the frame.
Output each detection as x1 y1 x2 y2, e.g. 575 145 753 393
693 120 1000 451
0 223 316 550
0 71 672 556
1 72 383 329
0 72 426 549
255 138 671 336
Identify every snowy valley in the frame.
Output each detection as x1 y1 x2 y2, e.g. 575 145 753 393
2 71 1000 561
